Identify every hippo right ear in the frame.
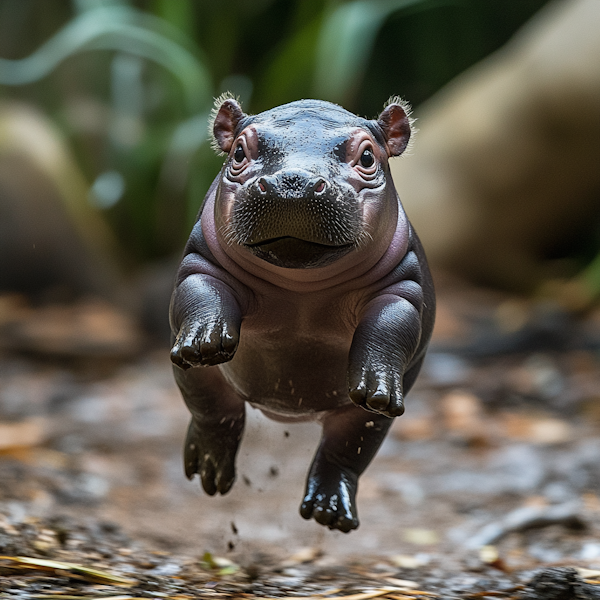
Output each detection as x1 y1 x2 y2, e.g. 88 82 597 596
377 98 413 157
211 94 246 154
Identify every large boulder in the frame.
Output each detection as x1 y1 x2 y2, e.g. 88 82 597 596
392 0 600 291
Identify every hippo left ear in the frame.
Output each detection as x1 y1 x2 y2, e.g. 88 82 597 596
377 99 412 157
211 94 247 154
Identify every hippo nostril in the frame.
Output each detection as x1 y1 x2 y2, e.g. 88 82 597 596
311 178 327 195
257 176 274 195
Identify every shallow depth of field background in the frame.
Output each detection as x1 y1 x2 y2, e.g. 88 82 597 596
2 0 600 566
5 0 596 297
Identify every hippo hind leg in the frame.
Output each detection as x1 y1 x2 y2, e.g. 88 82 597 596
174 365 245 495
301 406 393 532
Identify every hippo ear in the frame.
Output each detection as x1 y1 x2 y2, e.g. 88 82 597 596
377 99 412 157
211 94 246 154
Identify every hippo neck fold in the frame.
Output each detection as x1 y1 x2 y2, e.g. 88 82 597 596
202 187 410 293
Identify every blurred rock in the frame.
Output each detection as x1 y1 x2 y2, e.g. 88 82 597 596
522 567 596 599
393 0 600 291
0 101 126 303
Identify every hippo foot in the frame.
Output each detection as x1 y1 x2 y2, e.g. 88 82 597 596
184 419 239 495
171 319 239 369
348 365 405 417
300 464 359 533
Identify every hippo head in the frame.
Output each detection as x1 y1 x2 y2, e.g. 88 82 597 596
211 97 412 269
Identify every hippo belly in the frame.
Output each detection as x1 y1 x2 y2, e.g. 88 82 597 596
219 330 352 418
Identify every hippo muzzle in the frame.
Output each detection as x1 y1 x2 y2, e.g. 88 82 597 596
231 168 360 268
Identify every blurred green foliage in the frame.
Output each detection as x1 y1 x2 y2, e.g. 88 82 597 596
0 0 549 263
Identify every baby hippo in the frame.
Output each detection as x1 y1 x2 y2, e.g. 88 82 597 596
169 96 435 532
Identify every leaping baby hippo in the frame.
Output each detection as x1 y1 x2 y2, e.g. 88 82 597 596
169 96 435 532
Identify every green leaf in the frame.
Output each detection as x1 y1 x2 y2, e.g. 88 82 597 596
0 5 212 113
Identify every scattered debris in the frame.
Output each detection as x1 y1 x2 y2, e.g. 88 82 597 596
522 567 600 600
0 554 136 586
2 284 600 597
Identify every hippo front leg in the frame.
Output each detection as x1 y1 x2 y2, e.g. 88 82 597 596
348 287 422 417
170 273 245 494
170 274 242 369
301 406 393 532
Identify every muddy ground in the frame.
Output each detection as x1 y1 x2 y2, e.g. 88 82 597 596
2 275 600 598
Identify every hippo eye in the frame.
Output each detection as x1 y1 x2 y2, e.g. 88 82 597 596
360 148 374 168
233 144 245 163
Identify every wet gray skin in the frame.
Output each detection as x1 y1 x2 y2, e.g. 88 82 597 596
169 97 435 533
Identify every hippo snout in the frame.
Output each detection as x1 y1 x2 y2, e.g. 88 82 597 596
227 168 362 268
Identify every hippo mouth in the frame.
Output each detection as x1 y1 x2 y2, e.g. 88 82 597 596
246 236 354 269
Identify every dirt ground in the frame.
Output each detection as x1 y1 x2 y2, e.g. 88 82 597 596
2 275 600 598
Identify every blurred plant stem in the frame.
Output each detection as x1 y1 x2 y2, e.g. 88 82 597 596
313 0 434 104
